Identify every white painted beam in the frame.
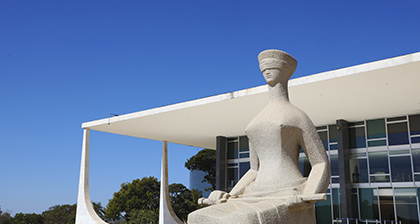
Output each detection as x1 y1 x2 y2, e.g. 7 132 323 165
76 129 108 224
159 141 183 224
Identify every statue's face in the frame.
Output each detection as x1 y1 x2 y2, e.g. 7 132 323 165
262 68 282 85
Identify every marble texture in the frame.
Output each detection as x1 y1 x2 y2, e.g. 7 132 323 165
188 49 330 224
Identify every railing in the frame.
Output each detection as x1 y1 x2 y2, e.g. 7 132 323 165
332 218 402 224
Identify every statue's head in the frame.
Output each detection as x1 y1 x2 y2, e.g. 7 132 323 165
258 50 297 85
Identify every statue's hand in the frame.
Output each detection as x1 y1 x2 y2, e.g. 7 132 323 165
197 190 230 206
286 195 314 211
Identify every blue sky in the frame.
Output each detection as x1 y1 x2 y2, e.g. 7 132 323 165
1 0 419 215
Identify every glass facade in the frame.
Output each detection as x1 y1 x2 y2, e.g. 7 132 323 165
217 113 420 223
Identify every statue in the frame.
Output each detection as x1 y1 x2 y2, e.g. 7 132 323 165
187 49 331 224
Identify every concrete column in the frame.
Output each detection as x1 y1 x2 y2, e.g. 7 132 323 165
159 141 183 224
216 136 227 191
75 129 108 224
337 120 353 218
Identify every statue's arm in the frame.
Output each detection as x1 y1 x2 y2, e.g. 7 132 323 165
300 123 330 195
229 141 258 197
198 141 258 205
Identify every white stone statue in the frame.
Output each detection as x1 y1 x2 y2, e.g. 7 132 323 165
188 49 331 224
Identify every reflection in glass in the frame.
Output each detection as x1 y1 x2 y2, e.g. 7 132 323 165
395 188 419 224
332 188 341 219
412 136 420 144
390 156 412 182
330 154 339 176
227 167 238 189
349 158 368 183
388 122 409 146
351 189 359 219
299 157 311 177
330 143 338 150
409 114 420 135
367 119 386 139
369 152 389 174
318 131 328 151
227 141 238 159
329 124 337 143
379 188 395 221
349 127 366 149
239 136 249 152
315 195 332 224
239 162 250 179
368 139 387 147
412 149 420 172
359 188 379 219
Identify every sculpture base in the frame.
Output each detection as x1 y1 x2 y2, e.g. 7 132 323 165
188 199 316 224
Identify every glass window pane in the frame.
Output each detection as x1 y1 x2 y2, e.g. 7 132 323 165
239 136 249 152
318 131 328 151
239 152 249 158
409 114 420 135
239 162 250 179
227 167 238 189
379 189 395 221
411 136 420 144
412 149 420 172
387 116 406 122
227 142 238 159
329 124 337 143
332 188 341 219
330 143 338 150
369 152 389 174
350 158 369 183
316 126 327 130
388 122 409 146
315 195 332 224
349 127 366 149
395 188 419 224
330 154 339 176
351 192 359 219
359 188 379 219
368 139 387 147
367 119 386 139
299 157 311 177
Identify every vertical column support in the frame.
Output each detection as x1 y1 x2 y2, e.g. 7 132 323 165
216 136 227 191
337 120 353 218
159 141 183 224
76 129 108 224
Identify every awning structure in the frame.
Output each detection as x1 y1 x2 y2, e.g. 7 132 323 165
82 52 420 149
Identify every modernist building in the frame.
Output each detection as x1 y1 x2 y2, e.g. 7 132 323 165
76 52 420 224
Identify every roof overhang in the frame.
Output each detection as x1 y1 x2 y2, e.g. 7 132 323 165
82 52 420 149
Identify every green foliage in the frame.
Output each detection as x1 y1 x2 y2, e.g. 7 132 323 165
122 209 158 224
105 177 160 221
169 183 203 222
185 149 216 190
92 201 107 221
42 204 76 224
10 212 44 224
0 206 12 224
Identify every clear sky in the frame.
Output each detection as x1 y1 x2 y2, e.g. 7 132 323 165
1 0 419 215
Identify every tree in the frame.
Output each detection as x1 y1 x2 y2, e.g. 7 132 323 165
105 177 160 221
185 149 216 190
42 204 76 224
122 209 158 224
92 201 107 221
169 183 202 222
0 206 12 224
10 212 44 224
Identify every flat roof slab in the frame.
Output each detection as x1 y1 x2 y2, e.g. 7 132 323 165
82 52 420 149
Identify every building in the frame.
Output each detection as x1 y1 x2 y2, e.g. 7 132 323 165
76 52 420 224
